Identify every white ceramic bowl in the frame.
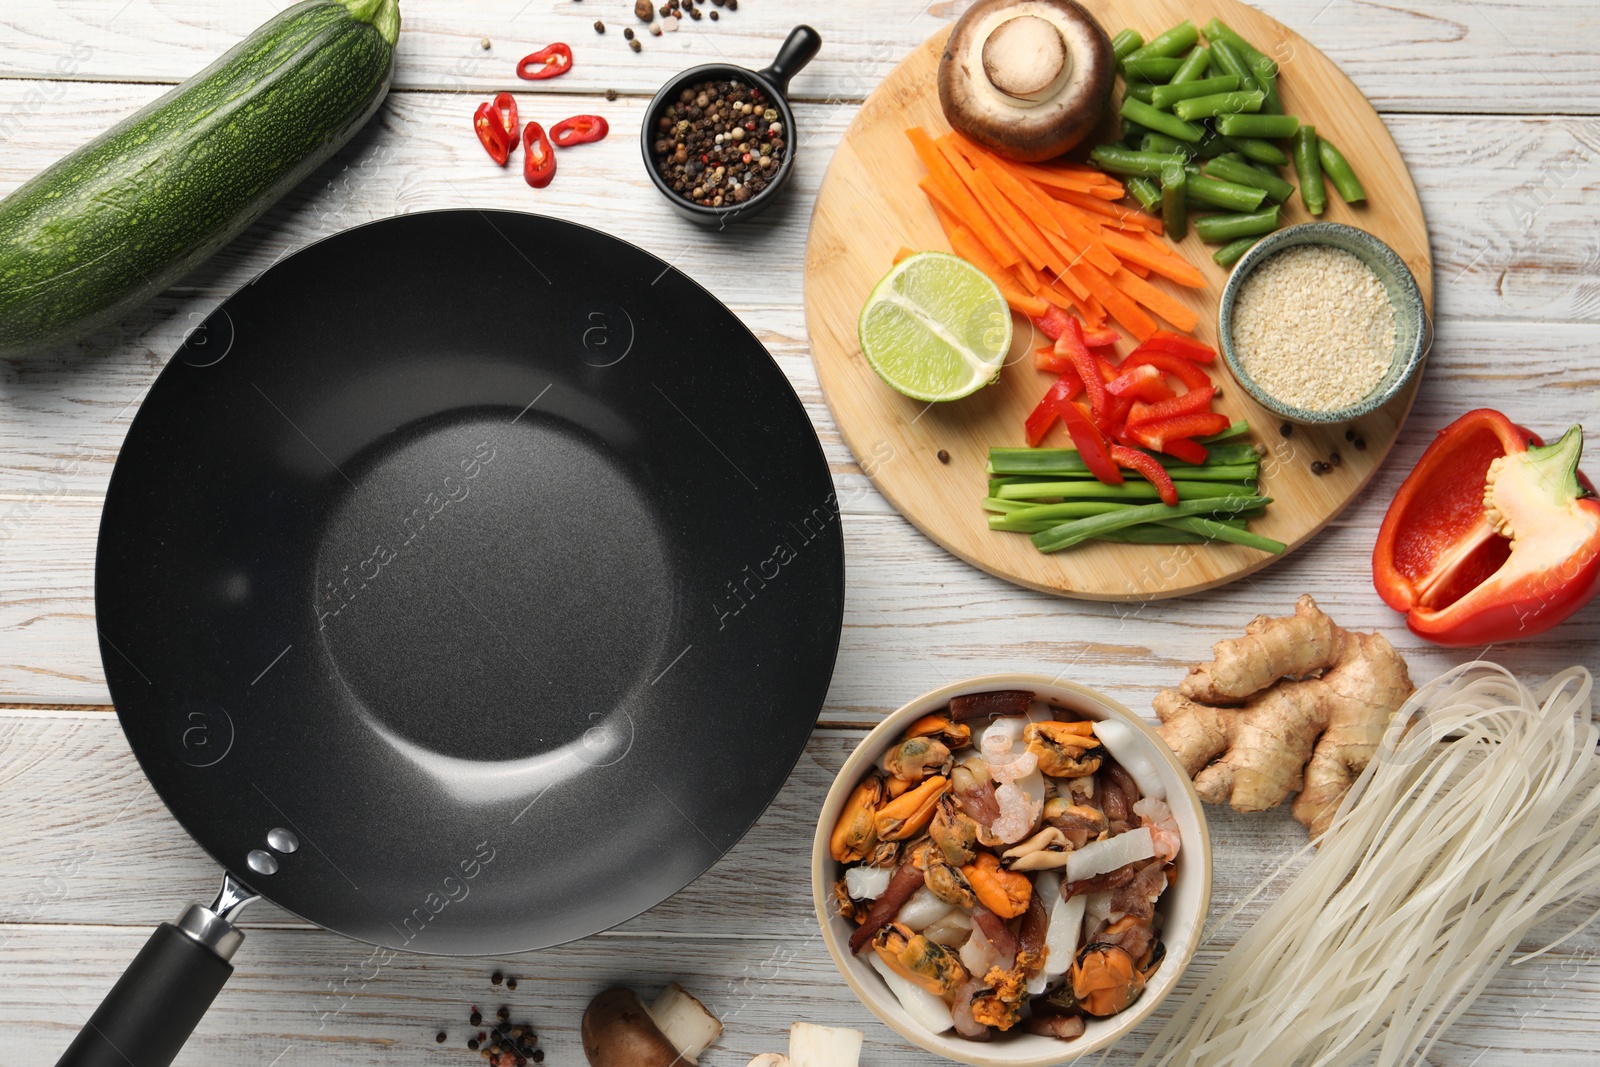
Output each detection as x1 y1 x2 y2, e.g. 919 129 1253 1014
810 674 1212 1066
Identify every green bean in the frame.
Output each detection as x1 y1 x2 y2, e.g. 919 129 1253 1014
1293 126 1327 215
1121 97 1205 142
1148 74 1240 110
1203 156 1295 202
1215 112 1300 139
1169 45 1212 85
1157 516 1286 553
1194 131 1231 159
1031 495 1271 553
1206 38 1262 97
1203 18 1277 77
1185 174 1267 212
1089 145 1189 177
1172 90 1264 122
1126 20 1200 62
1193 205 1281 243
1317 136 1367 204
1212 235 1263 267
1222 135 1289 166
1161 167 1188 240
1249 53 1284 114
1122 56 1186 82
1125 81 1157 104
995 480 1254 502
1141 132 1196 157
1120 118 1158 144
1124 175 1163 214
1111 28 1145 62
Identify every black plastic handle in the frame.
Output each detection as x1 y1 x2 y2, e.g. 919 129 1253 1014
758 25 821 97
56 922 233 1067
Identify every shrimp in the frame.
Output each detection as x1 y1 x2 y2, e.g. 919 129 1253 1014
1133 796 1181 863
981 721 1038 784
991 770 1045 844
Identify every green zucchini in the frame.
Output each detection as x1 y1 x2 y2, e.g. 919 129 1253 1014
0 0 400 355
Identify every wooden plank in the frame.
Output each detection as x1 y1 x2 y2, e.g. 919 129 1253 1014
0 0 1594 114
2 922 1599 1066
2 490 1597 714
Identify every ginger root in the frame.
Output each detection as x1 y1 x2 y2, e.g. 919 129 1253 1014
1154 595 1414 838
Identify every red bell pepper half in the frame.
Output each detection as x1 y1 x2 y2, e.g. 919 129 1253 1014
473 102 512 166
551 114 610 147
1373 409 1600 645
518 42 573 80
523 121 557 188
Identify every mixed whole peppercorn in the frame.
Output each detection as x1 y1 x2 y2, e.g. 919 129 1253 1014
652 79 787 208
438 973 544 1066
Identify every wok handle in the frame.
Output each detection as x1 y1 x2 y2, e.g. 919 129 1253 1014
57 894 249 1067
758 25 821 97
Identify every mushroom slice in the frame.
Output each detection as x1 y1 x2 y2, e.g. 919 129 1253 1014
938 0 1116 162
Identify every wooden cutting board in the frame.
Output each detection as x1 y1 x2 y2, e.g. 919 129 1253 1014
803 0 1432 601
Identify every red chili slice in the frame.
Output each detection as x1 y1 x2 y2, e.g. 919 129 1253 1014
522 121 556 188
473 102 510 166
550 114 610 147
491 92 520 147
517 42 573 80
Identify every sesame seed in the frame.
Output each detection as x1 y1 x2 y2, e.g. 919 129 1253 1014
1230 245 1398 413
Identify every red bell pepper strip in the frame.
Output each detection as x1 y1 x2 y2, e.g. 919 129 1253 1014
473 102 512 166
522 121 557 188
491 92 520 147
1124 350 1212 391
518 42 573 80
1024 370 1084 446
1160 437 1210 465
1127 385 1217 429
1034 344 1071 374
551 114 610 147
1110 445 1177 505
1083 325 1121 349
1106 363 1176 403
1056 319 1108 423
1131 329 1216 362
1127 411 1231 450
1059 401 1123 485
1373 409 1600 645
1032 306 1073 342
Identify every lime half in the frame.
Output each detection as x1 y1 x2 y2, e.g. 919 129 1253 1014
857 252 1013 402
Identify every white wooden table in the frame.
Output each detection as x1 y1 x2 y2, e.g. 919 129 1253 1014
2 2 1597 1064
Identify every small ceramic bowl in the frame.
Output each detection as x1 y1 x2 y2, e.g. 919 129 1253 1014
811 674 1213 1067
1216 222 1431 424
641 25 820 226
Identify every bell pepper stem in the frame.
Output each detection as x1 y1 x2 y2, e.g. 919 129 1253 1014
1523 425 1588 505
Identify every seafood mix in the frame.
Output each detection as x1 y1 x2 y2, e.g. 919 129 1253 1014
828 689 1181 1043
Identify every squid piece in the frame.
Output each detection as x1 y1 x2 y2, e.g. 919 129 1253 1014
1024 721 1107 778
904 713 971 750
962 852 1032 919
871 922 970 997
881 736 951 783
829 777 883 863
866 954 955 1035
874 775 950 841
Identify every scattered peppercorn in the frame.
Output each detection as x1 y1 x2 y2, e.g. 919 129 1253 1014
471 1009 483 1026
727 0 737 8
506 977 519 991
605 88 618 100
937 449 950 464
1311 460 1330 475
623 27 635 39
437 1031 448 1044
649 22 662 34
635 0 655 19
1344 428 1356 441
497 1006 510 1023
467 1038 480 1051
651 78 786 209
1279 422 1293 437
709 8 719 18
480 37 491 50
1328 450 1342 467
594 20 605 32
629 38 642 51
1353 436 1367 450
491 972 503 986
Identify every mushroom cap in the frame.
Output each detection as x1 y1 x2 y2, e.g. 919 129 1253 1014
938 0 1116 163
581 987 680 1067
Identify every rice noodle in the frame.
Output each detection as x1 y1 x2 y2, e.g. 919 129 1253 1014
1137 662 1600 1067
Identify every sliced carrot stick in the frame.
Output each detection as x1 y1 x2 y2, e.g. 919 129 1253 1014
1052 189 1160 229
1038 199 1123 275
1070 261 1158 340
1110 267 1200 332
1009 160 1123 196
1098 228 1206 288
918 174 1022 270
946 226 1048 317
935 141 1036 269
1123 260 1151 279
965 168 1054 272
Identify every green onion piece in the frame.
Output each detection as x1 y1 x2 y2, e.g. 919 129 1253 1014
1158 515 1287 553
996 480 1255 502
1197 420 1252 443
1031 496 1270 553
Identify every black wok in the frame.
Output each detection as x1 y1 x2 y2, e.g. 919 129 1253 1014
62 211 845 1066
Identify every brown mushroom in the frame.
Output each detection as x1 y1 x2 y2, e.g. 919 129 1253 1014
582 984 723 1067
938 0 1115 162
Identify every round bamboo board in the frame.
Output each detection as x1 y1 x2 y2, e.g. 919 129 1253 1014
803 0 1432 601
